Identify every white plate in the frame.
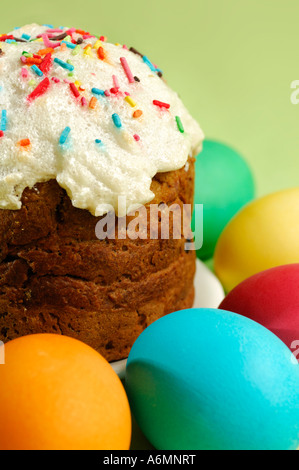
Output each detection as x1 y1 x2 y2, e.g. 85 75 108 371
111 259 225 379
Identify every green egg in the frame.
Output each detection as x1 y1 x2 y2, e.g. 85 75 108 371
192 140 255 260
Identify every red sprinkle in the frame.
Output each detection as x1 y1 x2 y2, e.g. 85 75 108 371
39 53 53 75
0 35 14 42
81 97 87 107
0 131 4 138
133 134 140 141
97 47 105 60
70 82 80 98
27 77 50 102
153 100 170 109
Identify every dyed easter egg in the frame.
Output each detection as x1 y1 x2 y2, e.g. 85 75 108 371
126 308 299 450
0 334 131 450
192 140 254 260
214 188 299 292
219 264 299 355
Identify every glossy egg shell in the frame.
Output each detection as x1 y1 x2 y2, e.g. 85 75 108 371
192 140 255 260
219 264 299 353
214 188 299 292
126 308 299 450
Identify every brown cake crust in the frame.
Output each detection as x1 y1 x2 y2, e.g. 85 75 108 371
0 159 196 361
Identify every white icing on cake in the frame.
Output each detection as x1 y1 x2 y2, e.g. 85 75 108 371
0 24 204 216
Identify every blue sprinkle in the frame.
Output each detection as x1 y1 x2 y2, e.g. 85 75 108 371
14 27 21 30
1 110 7 132
31 64 43 77
92 88 105 96
54 58 74 72
21 33 31 41
5 39 16 44
95 139 102 144
112 113 122 129
43 24 54 28
61 41 76 49
142 55 156 72
59 127 71 146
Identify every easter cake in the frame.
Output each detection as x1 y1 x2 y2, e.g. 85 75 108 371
0 24 203 361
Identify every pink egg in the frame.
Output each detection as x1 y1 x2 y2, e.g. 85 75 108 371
219 264 299 355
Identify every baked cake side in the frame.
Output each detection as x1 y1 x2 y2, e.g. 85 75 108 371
0 158 195 361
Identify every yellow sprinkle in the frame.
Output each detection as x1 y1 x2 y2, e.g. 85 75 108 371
74 80 81 87
115 43 121 46
93 40 102 50
125 96 137 108
84 46 92 56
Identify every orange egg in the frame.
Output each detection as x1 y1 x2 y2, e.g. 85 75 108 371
0 334 131 450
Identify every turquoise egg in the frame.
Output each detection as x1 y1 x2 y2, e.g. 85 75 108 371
126 308 299 450
192 140 255 260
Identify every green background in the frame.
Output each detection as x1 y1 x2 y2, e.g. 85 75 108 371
1 0 298 197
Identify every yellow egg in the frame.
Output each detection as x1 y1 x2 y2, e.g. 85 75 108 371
214 188 299 292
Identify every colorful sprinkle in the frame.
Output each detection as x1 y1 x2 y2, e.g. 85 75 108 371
38 47 54 56
97 47 105 60
42 33 60 49
125 96 137 107
89 97 97 109
133 109 143 118
129 47 143 58
153 100 170 109
93 40 102 50
0 131 3 138
112 75 120 89
120 57 135 84
21 67 29 79
23 57 42 65
27 77 50 102
54 57 74 71
0 110 7 131
17 138 31 147
143 55 156 72
61 41 76 49
112 113 122 128
71 45 81 55
81 96 87 106
21 34 31 41
59 126 71 146
84 45 92 56
133 134 140 141
31 64 43 77
39 53 53 75
175 116 184 133
92 88 105 96
70 82 80 98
